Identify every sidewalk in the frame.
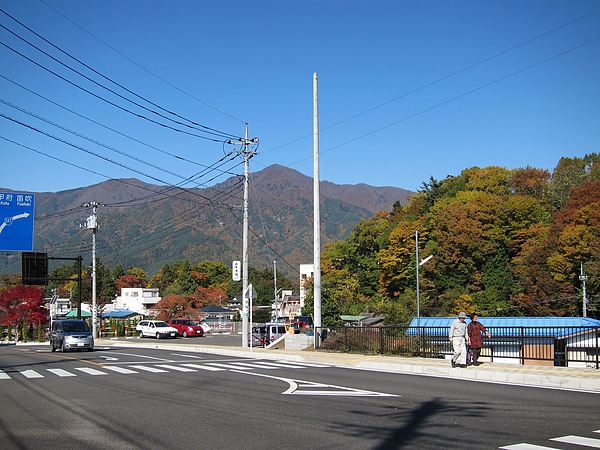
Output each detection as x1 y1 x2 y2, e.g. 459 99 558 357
97 338 600 393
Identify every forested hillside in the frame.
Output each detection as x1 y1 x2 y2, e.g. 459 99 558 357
304 154 600 325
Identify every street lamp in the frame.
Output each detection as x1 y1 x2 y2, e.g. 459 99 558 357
415 231 432 330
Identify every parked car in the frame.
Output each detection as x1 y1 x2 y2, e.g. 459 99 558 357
136 320 178 339
168 318 205 337
50 319 94 352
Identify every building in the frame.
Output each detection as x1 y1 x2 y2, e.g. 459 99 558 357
112 287 161 317
299 263 314 309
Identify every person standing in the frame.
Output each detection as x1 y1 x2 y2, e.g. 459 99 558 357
449 312 470 368
467 313 491 366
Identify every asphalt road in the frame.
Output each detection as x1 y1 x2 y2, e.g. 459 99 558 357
0 343 598 449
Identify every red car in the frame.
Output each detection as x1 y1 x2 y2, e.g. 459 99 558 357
168 318 205 337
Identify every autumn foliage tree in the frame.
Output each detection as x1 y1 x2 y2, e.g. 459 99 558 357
0 285 48 341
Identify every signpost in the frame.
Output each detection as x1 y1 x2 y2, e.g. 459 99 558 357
0 192 35 251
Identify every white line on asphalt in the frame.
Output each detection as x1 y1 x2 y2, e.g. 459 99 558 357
181 363 225 371
0 370 11 380
74 367 107 376
551 435 600 447
128 365 168 373
103 366 138 374
155 364 196 372
499 444 560 449
20 370 43 379
205 362 260 370
47 368 76 377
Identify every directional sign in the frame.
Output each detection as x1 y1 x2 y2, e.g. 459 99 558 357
0 192 35 251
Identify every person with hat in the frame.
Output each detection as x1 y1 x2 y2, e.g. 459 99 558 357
449 312 470 368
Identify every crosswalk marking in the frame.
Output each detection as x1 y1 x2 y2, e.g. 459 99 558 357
206 362 260 370
155 364 196 372
258 361 312 369
74 367 107 376
551 435 600 447
499 444 561 449
501 432 600 449
128 365 168 373
21 370 44 379
47 368 76 377
181 363 225 371
0 359 328 381
103 366 138 374
226 362 280 370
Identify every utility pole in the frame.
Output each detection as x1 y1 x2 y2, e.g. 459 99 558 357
313 72 322 347
81 202 101 338
580 262 588 318
273 260 278 324
229 124 258 348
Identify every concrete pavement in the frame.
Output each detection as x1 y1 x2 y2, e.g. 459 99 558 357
97 337 600 393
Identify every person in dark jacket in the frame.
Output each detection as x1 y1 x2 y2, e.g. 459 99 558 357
467 314 491 366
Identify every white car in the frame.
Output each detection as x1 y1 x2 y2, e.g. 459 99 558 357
136 320 178 339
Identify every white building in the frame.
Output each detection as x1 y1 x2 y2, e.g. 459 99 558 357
113 287 161 316
299 263 314 309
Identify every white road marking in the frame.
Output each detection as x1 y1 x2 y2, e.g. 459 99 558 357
74 367 107 376
181 363 225 371
0 370 11 380
206 362 260 370
47 368 76 377
257 361 312 369
155 364 196 372
128 365 168 373
20 370 43 379
499 445 561 449
103 366 138 374
551 435 600 447
234 370 398 397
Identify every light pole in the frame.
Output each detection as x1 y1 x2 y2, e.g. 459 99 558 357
415 231 432 329
580 262 588 318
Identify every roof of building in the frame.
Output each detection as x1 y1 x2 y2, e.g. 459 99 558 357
102 309 138 318
409 316 600 328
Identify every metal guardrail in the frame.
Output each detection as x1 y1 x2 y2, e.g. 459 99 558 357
315 325 600 368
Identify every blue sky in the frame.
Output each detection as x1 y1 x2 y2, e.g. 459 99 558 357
1 0 599 194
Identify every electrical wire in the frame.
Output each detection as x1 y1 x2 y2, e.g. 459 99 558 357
37 0 246 125
0 74 239 177
0 8 240 141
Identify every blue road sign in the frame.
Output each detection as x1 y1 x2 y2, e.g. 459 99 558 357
0 192 35 251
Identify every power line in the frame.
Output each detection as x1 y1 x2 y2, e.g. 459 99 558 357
0 8 241 140
0 74 239 177
0 40 232 143
37 0 246 125
259 8 600 160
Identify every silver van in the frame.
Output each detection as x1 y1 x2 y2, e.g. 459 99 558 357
50 319 94 352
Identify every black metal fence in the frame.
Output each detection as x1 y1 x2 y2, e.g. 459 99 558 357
315 325 600 368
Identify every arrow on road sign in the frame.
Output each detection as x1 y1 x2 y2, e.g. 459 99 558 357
0 212 30 235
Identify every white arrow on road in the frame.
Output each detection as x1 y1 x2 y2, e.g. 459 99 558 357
0 212 30 235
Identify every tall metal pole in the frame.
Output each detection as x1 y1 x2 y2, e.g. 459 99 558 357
415 231 420 330
273 260 278 324
313 72 322 347
580 262 588 318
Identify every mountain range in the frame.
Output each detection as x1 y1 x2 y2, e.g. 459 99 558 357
0 164 411 278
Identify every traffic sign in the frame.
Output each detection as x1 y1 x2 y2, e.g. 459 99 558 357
0 192 35 251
